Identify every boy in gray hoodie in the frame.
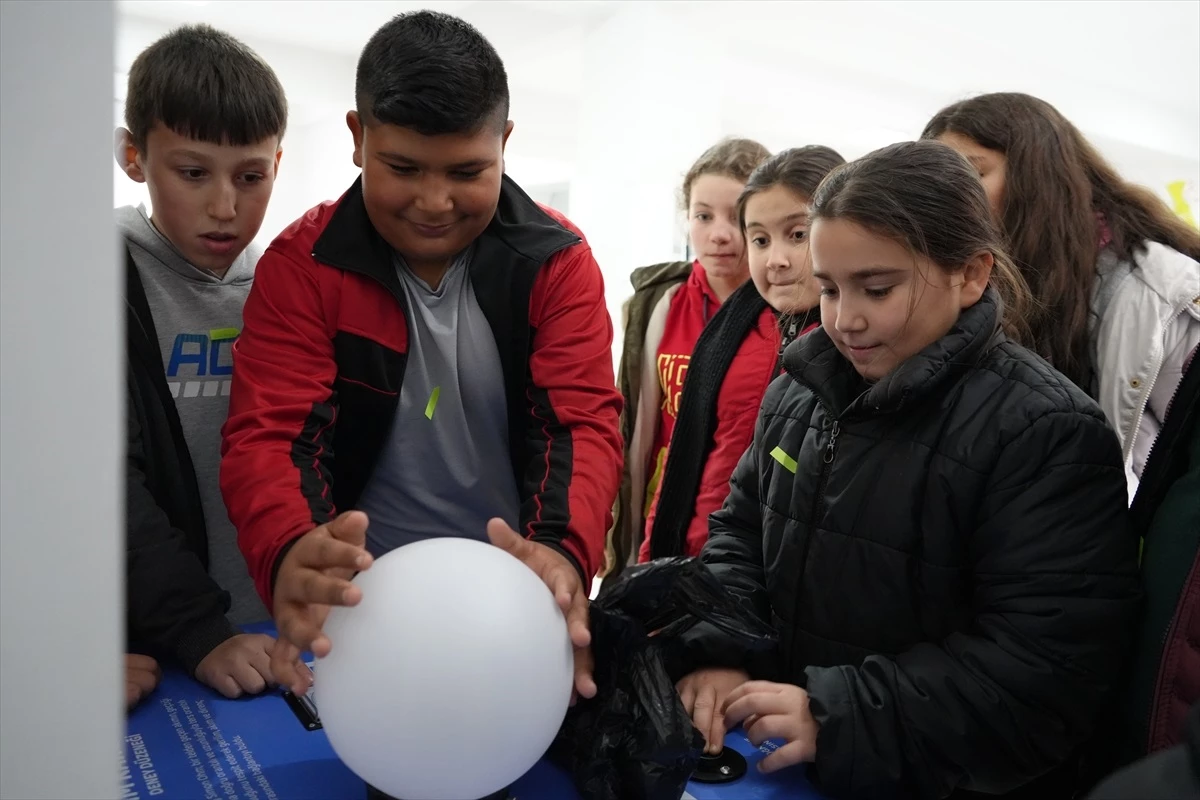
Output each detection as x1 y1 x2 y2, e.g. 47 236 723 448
117 23 297 707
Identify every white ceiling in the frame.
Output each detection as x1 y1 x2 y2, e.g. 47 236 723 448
117 0 613 96
115 0 1200 177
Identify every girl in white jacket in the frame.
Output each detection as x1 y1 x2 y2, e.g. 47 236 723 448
924 92 1200 499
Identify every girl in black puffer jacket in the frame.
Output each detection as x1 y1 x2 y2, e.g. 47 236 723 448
675 140 1142 799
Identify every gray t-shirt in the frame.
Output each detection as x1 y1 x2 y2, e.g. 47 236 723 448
116 204 268 625
358 247 521 556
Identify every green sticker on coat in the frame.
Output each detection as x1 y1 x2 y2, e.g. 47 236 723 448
770 446 797 474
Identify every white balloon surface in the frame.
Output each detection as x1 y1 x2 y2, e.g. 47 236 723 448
316 537 574 800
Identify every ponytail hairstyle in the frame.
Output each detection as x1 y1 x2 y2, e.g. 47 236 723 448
809 140 1034 345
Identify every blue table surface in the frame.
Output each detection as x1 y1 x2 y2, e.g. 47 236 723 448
124 626 823 800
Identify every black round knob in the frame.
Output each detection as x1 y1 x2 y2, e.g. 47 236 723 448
692 747 748 784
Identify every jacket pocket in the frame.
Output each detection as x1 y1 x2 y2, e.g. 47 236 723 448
333 330 405 396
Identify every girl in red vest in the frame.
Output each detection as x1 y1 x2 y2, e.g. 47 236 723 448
610 138 770 575
640 146 845 561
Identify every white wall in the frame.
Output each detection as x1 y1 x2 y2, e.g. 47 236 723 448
1 2 123 798
113 0 1200 354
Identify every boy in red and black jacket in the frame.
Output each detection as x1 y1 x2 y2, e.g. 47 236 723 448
220 10 622 713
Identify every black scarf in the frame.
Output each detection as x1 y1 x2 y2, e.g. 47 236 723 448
648 281 810 559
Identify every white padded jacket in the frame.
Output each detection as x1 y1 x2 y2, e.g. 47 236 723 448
1092 240 1200 501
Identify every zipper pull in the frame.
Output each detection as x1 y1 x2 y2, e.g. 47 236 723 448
781 319 799 350
824 420 840 464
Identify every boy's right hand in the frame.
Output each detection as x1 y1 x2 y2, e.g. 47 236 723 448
272 510 372 696
677 667 751 754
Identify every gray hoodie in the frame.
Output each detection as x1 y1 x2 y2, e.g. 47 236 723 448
117 204 267 624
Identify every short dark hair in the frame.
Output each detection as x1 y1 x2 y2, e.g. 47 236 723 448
810 140 1033 346
736 145 846 228
355 11 509 136
124 24 288 150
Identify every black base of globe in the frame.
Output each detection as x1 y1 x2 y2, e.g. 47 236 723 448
691 747 748 784
365 785 511 800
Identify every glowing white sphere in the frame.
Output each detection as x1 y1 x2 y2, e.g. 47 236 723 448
316 537 574 800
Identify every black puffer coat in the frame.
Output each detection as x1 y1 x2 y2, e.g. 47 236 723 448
690 291 1142 799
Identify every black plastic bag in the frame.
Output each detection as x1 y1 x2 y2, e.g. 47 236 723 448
549 557 778 800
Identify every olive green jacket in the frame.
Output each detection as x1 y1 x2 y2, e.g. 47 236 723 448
605 260 692 578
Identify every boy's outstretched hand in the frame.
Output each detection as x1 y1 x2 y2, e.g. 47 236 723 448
486 518 596 703
271 510 373 696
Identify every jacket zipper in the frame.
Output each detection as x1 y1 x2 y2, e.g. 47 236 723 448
814 419 841 519
1126 367 1161 465
789 415 840 670
1136 349 1195 503
784 317 800 347
774 317 801 375
823 420 841 464
1141 351 1198 748
1137 352 1191 631
1122 300 1196 465
1137 369 1169 563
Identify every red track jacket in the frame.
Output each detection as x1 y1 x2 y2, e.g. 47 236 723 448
220 176 623 608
